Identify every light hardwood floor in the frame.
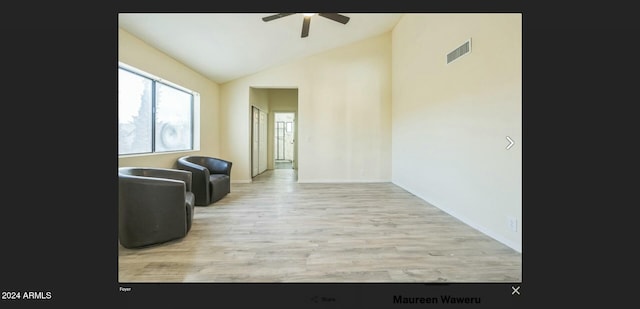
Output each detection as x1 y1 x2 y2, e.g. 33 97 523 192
118 168 521 282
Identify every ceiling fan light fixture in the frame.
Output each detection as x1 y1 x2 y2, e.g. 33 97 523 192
303 13 316 17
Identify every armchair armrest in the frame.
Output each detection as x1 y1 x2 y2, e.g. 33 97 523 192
177 158 210 182
207 158 232 176
119 173 187 198
141 168 193 193
177 157 211 206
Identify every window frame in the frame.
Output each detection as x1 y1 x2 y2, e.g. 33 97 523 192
118 62 200 157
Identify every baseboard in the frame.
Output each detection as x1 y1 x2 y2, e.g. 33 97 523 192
231 179 252 184
297 179 391 183
441 207 522 253
392 180 522 253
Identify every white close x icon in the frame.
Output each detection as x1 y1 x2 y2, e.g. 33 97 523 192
511 285 521 295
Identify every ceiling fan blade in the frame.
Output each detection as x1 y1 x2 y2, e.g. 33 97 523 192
262 13 295 22
318 13 350 24
301 16 311 38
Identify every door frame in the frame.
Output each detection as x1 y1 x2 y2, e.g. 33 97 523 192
272 111 297 169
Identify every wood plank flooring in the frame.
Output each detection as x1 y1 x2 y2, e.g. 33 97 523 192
118 169 521 282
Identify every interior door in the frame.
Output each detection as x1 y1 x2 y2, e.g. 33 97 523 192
251 107 259 177
258 110 268 174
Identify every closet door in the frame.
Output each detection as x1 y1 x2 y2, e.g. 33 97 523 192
258 110 268 174
251 107 259 177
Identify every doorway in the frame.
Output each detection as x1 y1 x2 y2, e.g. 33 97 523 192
274 112 295 169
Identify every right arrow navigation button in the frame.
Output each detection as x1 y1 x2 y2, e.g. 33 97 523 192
506 136 514 150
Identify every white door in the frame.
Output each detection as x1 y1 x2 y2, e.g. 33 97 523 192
259 110 268 174
251 107 259 177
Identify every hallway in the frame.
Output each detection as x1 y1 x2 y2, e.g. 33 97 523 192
274 160 293 170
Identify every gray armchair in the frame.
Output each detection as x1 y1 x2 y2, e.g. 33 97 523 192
118 167 195 248
177 156 232 206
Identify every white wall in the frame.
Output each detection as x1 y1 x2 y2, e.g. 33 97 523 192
391 14 522 252
221 33 392 183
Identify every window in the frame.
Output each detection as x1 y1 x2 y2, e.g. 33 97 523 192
118 63 199 156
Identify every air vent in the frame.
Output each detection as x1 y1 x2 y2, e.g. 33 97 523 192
447 39 471 64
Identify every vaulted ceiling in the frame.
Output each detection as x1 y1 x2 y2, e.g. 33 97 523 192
118 13 404 84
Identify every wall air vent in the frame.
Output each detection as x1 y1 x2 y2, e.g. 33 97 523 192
447 38 471 64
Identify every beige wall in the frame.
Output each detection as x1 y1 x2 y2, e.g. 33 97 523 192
250 87 269 112
221 33 392 183
391 14 522 251
118 28 221 169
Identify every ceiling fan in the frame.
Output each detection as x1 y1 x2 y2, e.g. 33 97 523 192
262 13 350 38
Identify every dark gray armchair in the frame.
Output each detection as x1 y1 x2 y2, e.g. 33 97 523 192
118 167 195 248
177 156 232 206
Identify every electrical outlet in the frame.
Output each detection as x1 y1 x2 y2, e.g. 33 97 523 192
508 217 518 232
